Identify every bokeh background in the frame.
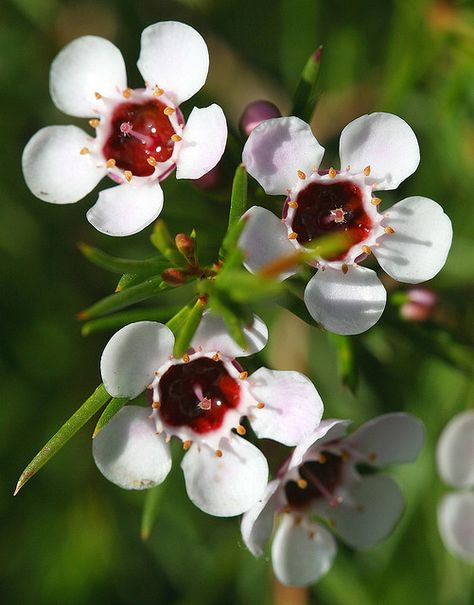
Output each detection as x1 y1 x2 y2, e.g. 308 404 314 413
1 0 473 603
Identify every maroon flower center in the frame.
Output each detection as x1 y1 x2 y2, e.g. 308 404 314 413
292 180 372 261
284 452 342 509
102 99 177 177
157 357 241 433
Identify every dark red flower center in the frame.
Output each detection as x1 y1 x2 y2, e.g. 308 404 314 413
102 99 177 177
284 452 342 509
157 357 241 434
292 180 372 261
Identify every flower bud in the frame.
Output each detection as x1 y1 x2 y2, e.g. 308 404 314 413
175 233 197 267
239 100 281 137
400 287 438 322
161 268 188 285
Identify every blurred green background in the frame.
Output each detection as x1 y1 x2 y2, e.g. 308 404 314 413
1 0 473 603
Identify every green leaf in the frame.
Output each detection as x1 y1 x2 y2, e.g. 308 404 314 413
227 164 248 230
217 270 283 303
173 298 207 357
93 397 129 437
115 273 144 292
219 214 247 260
78 276 171 320
165 303 194 335
291 45 323 122
14 384 111 495
81 306 183 336
78 243 168 275
150 220 185 266
280 285 321 327
327 333 359 394
141 483 168 541
209 295 248 349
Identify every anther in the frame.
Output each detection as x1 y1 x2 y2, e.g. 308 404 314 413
171 134 182 142
363 165 371 176
294 515 303 526
308 530 316 539
318 453 327 463
288 232 298 240
122 88 132 98
215 449 223 458
153 86 164 96
371 197 382 206
362 245 372 255
239 371 248 380
124 170 133 182
283 505 291 514
297 170 306 180
368 452 377 462
346 165 351 171
297 479 308 489
80 147 90 155
342 264 349 274
147 156 157 167
236 425 247 436
183 353 190 363
212 353 220 361
341 451 350 463
152 401 161 409
256 402 265 409
94 92 102 99
183 440 192 450
164 107 175 116
288 201 298 209
328 167 337 178
384 226 395 234
106 158 116 168
89 119 100 128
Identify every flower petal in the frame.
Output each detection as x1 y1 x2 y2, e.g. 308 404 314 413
101 322 174 399
373 197 452 284
436 410 474 489
92 406 172 490
346 413 424 468
137 21 209 105
176 105 227 180
50 36 127 118
339 112 420 190
239 206 297 279
289 420 351 470
242 117 325 195
241 479 279 556
87 182 164 237
22 125 105 204
271 515 337 587
191 311 268 357
330 474 404 549
181 438 268 517
248 368 323 446
304 266 386 335
438 492 474 563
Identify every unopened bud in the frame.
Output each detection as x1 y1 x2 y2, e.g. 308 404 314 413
175 233 197 267
161 268 188 285
193 165 223 192
400 287 438 322
239 100 282 137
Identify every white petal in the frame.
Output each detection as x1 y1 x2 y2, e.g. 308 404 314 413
346 413 424 468
242 117 325 195
289 420 351 470
374 197 453 284
181 438 268 517
241 479 279 556
87 182 164 237
22 125 105 204
176 105 227 179
248 368 323 446
438 492 474 563
50 36 127 118
339 112 420 190
191 311 268 357
436 410 474 489
101 322 174 399
304 266 386 335
330 474 404 549
271 515 337 587
239 206 297 279
137 21 209 105
92 406 172 490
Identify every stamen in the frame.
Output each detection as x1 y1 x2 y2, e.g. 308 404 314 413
153 86 164 96
120 122 155 146
212 352 220 361
328 167 337 178
288 201 298 209
182 353 191 363
239 371 248 380
80 147 90 155
297 479 308 489
215 449 223 458
288 232 298 240
371 197 382 206
147 156 157 167
236 425 246 436
94 92 102 99
122 88 132 98
124 170 133 182
171 134 182 142
183 440 192 450
89 119 100 128
163 107 175 116
106 158 116 168
256 402 265 409
384 226 395 234
297 170 306 180
363 165 371 176
152 401 161 409
342 264 349 274
368 452 377 462
362 245 372 255
308 530 316 539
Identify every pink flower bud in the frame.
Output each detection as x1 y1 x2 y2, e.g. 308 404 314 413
239 100 282 137
400 287 438 322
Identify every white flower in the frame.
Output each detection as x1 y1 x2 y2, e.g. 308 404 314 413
240 114 452 335
92 312 324 517
22 21 227 237
241 413 424 586
436 410 474 563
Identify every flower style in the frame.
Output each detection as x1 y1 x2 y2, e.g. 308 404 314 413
239 114 452 335
241 413 424 586
436 410 474 563
92 312 324 517
22 21 227 236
